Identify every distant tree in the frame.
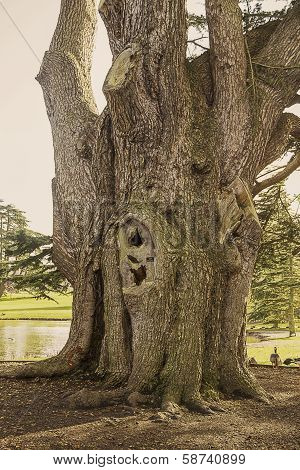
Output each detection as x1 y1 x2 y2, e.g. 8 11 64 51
250 185 300 334
0 201 68 300
0 201 27 297
2 229 69 300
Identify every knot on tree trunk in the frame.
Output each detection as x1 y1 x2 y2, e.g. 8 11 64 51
103 44 141 92
217 177 261 272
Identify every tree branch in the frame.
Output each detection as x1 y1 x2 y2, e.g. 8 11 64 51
250 2 300 168
205 0 250 183
258 112 300 172
253 152 300 197
37 0 99 117
188 19 280 108
99 0 124 57
36 1 114 261
255 2 300 82
258 165 287 179
289 94 300 107
187 38 209 51
205 0 247 100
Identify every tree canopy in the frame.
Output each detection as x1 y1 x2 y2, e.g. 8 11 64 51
0 201 68 300
0 201 27 296
250 184 300 330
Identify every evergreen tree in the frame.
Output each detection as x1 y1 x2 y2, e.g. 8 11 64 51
250 185 300 334
2 229 69 300
0 201 27 296
0 201 68 300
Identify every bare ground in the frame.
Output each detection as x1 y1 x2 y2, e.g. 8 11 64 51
0 367 299 450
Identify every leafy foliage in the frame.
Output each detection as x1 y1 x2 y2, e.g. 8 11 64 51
0 201 69 300
240 1 293 32
249 184 300 326
0 201 27 295
0 201 27 260
2 229 69 300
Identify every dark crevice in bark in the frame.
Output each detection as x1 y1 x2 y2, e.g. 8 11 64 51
130 265 147 286
128 229 143 247
80 269 105 373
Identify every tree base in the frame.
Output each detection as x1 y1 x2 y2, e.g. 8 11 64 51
0 359 270 413
62 388 225 416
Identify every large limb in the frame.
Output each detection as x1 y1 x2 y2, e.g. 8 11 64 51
289 94 300 106
212 177 268 401
257 113 300 174
253 152 300 197
247 3 300 180
44 0 98 115
251 112 300 196
35 0 101 256
101 0 189 204
188 19 281 107
205 0 250 183
0 1 111 378
253 1 300 106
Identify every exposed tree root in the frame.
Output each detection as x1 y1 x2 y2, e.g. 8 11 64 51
0 360 267 414
63 388 127 409
206 401 227 413
127 392 154 408
0 354 76 378
220 367 270 404
62 387 222 417
62 385 156 410
161 400 182 416
183 393 215 415
59 378 231 416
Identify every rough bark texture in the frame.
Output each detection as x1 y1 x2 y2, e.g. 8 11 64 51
2 0 300 413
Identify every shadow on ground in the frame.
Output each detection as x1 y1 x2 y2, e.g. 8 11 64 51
0 368 299 450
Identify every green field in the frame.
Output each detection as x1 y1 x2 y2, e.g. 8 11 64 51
0 293 72 320
1 294 300 366
247 335 300 365
247 321 300 365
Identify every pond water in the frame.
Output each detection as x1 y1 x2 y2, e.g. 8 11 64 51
0 320 70 361
0 320 297 362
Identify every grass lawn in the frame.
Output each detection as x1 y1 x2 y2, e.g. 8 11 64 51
247 334 300 365
0 292 72 320
1 293 299 365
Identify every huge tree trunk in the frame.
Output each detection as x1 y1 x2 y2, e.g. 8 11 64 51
1 0 300 413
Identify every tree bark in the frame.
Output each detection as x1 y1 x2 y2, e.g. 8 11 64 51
1 0 300 412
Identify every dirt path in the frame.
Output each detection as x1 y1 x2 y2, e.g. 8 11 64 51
0 367 299 450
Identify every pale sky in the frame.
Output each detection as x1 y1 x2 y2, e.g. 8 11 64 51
0 0 298 234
